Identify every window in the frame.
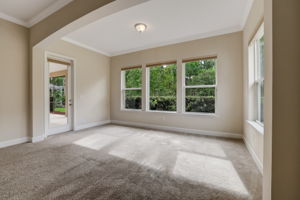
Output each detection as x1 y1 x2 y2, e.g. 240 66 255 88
249 24 264 125
147 62 177 112
121 66 142 110
183 57 217 113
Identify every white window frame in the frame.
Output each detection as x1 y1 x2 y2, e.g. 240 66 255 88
182 58 217 115
146 62 177 113
120 67 142 111
249 23 264 126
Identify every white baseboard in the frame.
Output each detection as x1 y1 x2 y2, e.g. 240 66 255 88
243 137 263 174
111 120 242 139
74 120 111 131
0 137 30 149
31 135 45 143
30 121 110 144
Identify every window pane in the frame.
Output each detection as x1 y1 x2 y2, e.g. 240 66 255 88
185 59 216 86
125 90 141 109
257 35 264 123
258 36 264 80
125 68 142 88
185 88 215 113
258 82 264 123
149 64 176 111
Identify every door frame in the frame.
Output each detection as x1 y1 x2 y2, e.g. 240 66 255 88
44 51 77 137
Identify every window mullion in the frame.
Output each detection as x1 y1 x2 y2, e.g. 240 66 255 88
177 59 183 113
142 64 147 111
121 67 142 110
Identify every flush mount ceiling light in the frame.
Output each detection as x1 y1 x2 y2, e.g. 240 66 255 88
134 23 147 33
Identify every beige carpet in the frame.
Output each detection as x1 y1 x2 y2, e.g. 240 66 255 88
0 125 262 200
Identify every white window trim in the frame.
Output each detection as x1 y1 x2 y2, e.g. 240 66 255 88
146 63 178 113
120 69 142 111
249 23 264 127
247 120 264 135
120 57 219 117
182 60 218 115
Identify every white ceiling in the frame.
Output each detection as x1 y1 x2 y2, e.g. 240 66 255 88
0 0 73 27
63 0 253 56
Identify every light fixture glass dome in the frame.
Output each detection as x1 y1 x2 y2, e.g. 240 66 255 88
134 23 147 33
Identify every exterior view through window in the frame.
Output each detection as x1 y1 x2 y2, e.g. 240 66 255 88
122 67 142 109
50 76 66 114
184 57 217 113
249 23 264 125
48 59 70 130
148 63 177 111
255 32 264 124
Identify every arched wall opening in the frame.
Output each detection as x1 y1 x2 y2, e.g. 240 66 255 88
30 0 149 140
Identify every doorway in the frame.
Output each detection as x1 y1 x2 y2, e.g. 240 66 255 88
46 55 74 135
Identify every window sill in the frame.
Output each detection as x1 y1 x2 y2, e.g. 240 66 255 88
121 109 142 112
120 109 217 117
247 120 264 135
146 110 177 114
182 112 217 117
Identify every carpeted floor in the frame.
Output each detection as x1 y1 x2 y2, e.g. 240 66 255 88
0 125 262 200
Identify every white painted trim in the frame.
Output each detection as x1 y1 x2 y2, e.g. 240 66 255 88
62 37 111 56
0 0 73 27
44 52 76 138
121 109 142 112
243 137 263 174
0 137 30 149
0 12 28 27
31 135 45 143
47 126 72 136
28 0 74 27
74 120 111 131
182 57 218 115
247 120 264 135
111 120 242 139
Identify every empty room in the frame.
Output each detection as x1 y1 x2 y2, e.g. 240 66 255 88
0 0 299 200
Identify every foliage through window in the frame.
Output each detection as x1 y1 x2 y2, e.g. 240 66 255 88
184 58 217 113
148 63 177 111
121 67 142 110
49 76 66 114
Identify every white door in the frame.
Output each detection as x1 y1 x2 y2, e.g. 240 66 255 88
47 59 73 135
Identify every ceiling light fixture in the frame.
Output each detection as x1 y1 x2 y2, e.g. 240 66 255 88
134 23 147 33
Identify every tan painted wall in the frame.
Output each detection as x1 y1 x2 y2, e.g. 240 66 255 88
263 0 272 198
0 19 29 142
32 40 110 137
111 32 243 134
47 40 110 126
30 0 149 138
270 0 300 199
243 0 264 167
30 0 115 47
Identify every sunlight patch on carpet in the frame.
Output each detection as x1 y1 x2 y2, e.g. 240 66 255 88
108 135 168 171
73 134 118 150
173 151 249 196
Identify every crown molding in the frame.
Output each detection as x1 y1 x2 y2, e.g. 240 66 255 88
62 37 111 56
0 11 28 27
0 0 73 28
28 0 74 27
